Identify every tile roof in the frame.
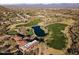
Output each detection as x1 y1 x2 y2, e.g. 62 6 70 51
14 36 26 46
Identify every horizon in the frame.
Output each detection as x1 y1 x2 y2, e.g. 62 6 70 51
0 0 79 5
1 3 79 5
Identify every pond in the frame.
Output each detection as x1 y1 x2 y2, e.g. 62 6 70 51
32 25 46 37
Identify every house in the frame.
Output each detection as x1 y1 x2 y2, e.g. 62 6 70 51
16 33 25 39
14 36 26 46
23 35 34 42
23 40 39 49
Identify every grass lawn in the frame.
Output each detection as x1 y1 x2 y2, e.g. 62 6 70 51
46 23 67 50
26 29 34 35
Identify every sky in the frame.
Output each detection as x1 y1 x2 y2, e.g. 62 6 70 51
0 0 79 4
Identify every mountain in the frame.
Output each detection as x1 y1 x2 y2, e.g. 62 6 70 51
2 3 79 8
0 5 16 14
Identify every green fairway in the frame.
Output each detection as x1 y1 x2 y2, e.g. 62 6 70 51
16 18 41 27
6 30 17 35
25 18 41 26
46 23 67 50
7 18 41 31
